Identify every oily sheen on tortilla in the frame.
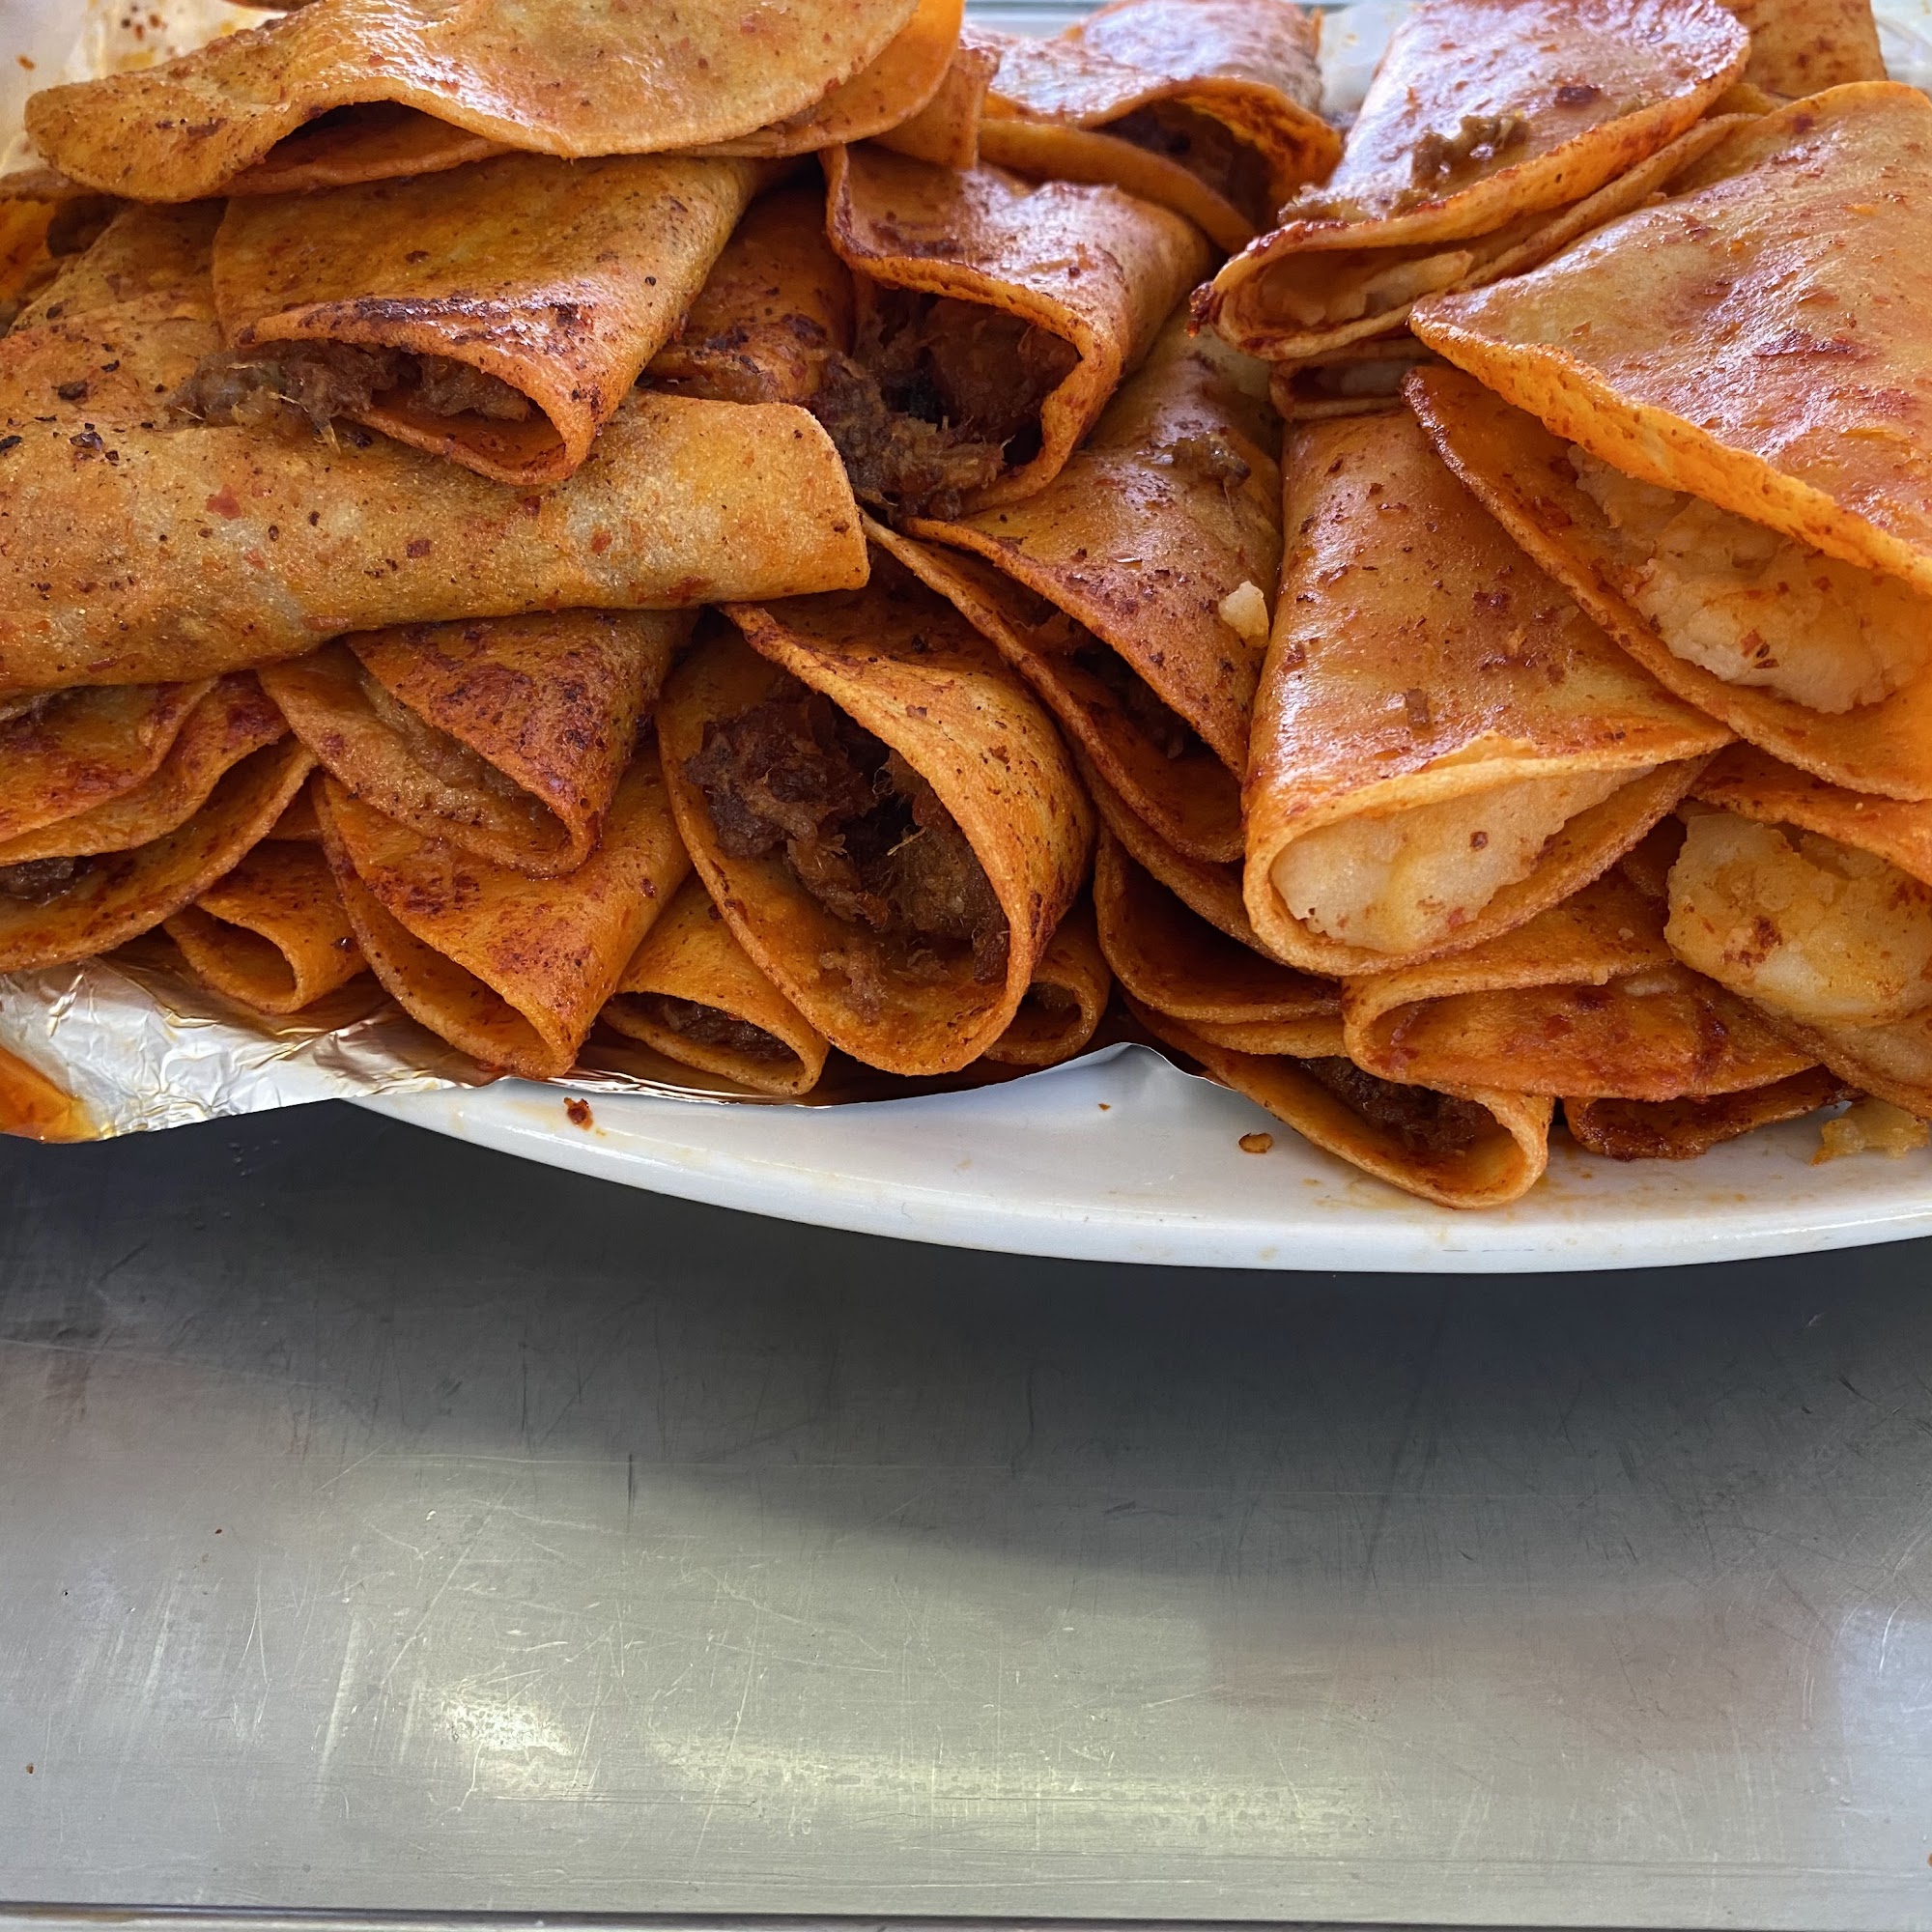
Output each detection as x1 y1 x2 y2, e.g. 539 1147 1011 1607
983 899 1112 1067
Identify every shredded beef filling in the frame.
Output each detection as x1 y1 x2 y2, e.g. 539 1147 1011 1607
685 679 1009 985
173 341 533 435
642 995 793 1063
1107 102 1275 228
1301 1056 1493 1158
0 855 88 904
1407 112 1530 190
357 669 537 815
810 291 1079 518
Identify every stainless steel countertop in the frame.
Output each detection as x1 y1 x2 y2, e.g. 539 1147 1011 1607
2 1104 1929 1928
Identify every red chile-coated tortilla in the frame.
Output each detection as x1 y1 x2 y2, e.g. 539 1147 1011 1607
1127 994 1553 1208
0 1042 94 1143
660 568 1094 1077
603 874 831 1098
259 611 685 879
0 677 288 867
1406 365 1932 802
1197 0 1746 360
165 838 366 1015
0 736 313 972
1245 412 1728 976
1342 867 1815 1098
1411 86 1932 598
0 392 867 695
644 186 857 408
1727 0 1886 95
823 145 1210 512
205 155 758 485
888 319 1280 867
975 0 1338 252
984 899 1112 1067
874 37 1000 168
1564 1068 1855 1158
24 0 924 203
316 750 692 1080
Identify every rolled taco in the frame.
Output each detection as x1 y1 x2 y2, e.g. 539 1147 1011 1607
1724 0 1885 97
1343 867 1815 1098
659 557 1094 1077
817 145 1210 516
1662 749 1932 1116
317 749 691 1079
0 736 312 973
1127 995 1553 1208
1246 411 1728 975
874 38 1000 168
24 0 923 202
603 875 830 1098
259 611 684 878
1268 339 1439 421
880 320 1279 865
975 0 1337 252
180 156 759 484
1197 0 1747 360
984 899 1111 1068
643 186 855 408
1564 1069 1853 1159
165 836 367 1015
1407 312 1932 802
0 391 867 694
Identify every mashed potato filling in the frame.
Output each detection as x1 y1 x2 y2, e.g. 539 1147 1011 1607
1572 451 1928 713
1272 768 1631 954
1665 809 1932 1027
1260 245 1476 329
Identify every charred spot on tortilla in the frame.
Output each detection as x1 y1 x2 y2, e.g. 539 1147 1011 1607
684 676 1010 984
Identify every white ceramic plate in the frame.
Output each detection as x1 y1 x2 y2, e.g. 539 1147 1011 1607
357 1050 1932 1271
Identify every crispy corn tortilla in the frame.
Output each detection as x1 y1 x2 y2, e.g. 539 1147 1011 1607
1412 85 1932 597
976 0 1338 251
1198 0 1746 358
603 874 829 1098
821 145 1209 514
165 837 365 1014
661 565 1094 1077
1246 412 1726 974
1269 339 1440 421
1726 0 1886 96
0 676 287 866
875 36 999 167
200 156 758 484
317 751 691 1080
1564 1067 1850 1157
643 186 855 408
1128 995 1553 1208
984 900 1111 1067
0 736 312 972
890 320 1277 866
1407 365 1932 801
222 104 509 198
0 392 867 694
259 611 683 879
24 0 924 202
1343 867 1813 1097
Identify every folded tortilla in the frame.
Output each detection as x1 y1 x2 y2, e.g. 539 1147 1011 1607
874 38 1000 168
1344 867 1814 1098
818 145 1210 516
1726 0 1886 96
660 558 1094 1077
603 874 830 1097
165 836 366 1014
643 186 856 408
1247 412 1727 975
24 0 923 202
180 156 758 485
259 611 684 878
1412 86 1932 599
1269 339 1440 421
975 0 1338 252
875 322 1277 866
220 105 509 200
317 749 691 1079
0 735 312 972
1095 829 1339 1054
1197 0 1747 360
1127 995 1552 1208
1564 1068 1852 1158
984 900 1111 1067
0 391 867 694
1407 364 1932 802
0 676 288 867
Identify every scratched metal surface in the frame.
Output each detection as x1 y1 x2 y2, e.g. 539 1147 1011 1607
1 1106 1931 1927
